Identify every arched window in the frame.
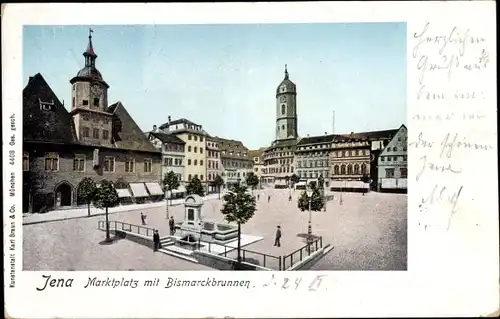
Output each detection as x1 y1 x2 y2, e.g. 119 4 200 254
341 165 346 175
334 165 340 175
393 146 398 151
281 104 286 115
354 164 360 174
188 174 192 181
347 164 353 175
361 164 367 175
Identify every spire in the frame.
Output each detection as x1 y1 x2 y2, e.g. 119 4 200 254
83 28 97 67
284 64 289 79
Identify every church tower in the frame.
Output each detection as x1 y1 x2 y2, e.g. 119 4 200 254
70 29 113 145
275 64 298 141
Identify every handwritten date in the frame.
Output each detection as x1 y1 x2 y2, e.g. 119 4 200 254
263 274 326 292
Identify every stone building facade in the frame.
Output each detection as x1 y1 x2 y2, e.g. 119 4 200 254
213 137 253 187
377 125 408 192
23 32 162 213
248 147 266 183
147 128 186 183
295 133 334 185
206 136 222 193
158 117 209 184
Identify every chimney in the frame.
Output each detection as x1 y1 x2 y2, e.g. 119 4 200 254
307 134 310 137
168 116 171 123
324 132 327 135
62 100 65 106
153 125 157 132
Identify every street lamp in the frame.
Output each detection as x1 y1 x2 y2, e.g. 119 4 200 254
306 187 313 253
165 188 169 219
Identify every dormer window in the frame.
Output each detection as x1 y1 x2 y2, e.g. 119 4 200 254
39 99 55 111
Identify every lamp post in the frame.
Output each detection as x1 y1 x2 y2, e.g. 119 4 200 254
306 187 313 254
165 188 169 219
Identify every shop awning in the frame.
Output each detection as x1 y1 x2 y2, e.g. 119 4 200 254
145 182 164 196
116 188 132 198
130 183 149 197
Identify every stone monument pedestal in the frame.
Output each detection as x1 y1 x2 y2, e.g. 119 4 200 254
179 194 204 240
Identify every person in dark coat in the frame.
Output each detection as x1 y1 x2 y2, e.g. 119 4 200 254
153 229 160 252
268 195 271 203
169 216 175 235
274 226 282 247
257 194 260 200
140 213 147 225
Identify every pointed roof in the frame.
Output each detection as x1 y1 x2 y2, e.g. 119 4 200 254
23 73 78 144
83 28 97 58
276 64 296 94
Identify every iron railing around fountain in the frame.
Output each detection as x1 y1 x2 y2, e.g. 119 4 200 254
97 220 155 237
281 236 323 270
206 242 282 270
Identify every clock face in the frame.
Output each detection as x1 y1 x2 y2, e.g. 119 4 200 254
91 84 103 96
280 95 287 102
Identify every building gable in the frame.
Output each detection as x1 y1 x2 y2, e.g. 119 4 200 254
379 125 408 159
23 73 78 144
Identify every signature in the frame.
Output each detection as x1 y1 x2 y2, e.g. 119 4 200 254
420 184 464 230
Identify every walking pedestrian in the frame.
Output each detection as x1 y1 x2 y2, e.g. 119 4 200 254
169 216 175 235
268 195 271 203
140 212 147 225
153 229 160 252
257 194 260 200
274 225 282 247
288 194 292 201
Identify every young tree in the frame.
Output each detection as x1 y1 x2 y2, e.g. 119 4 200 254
163 171 180 205
285 175 290 187
92 179 119 242
220 184 256 267
213 174 224 199
186 176 205 197
78 177 97 217
245 172 259 194
297 185 324 212
290 173 300 186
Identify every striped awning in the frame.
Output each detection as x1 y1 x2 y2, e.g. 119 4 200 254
145 182 164 196
116 188 132 198
130 183 149 197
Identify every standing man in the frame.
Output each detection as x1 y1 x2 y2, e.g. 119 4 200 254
268 195 271 203
169 216 176 235
140 213 147 225
274 226 282 247
153 229 160 252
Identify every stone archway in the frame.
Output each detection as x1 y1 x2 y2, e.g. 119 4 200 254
54 182 73 208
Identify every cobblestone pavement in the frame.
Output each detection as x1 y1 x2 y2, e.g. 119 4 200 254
23 188 406 271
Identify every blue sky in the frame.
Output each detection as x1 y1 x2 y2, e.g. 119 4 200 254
23 23 406 149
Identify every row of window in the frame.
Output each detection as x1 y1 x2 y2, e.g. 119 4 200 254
265 157 293 166
72 97 100 109
187 159 204 166
207 150 219 158
221 171 246 178
187 135 204 142
262 166 294 175
80 114 110 124
163 157 183 166
298 171 329 179
386 146 407 152
207 160 219 169
23 152 153 173
206 142 219 148
81 127 109 140
297 159 329 168
332 149 370 157
332 164 368 175
164 143 184 153
221 150 248 157
385 167 408 178
221 160 252 169
381 156 407 162
187 146 204 154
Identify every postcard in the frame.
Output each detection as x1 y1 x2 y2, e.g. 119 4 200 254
2 2 498 318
